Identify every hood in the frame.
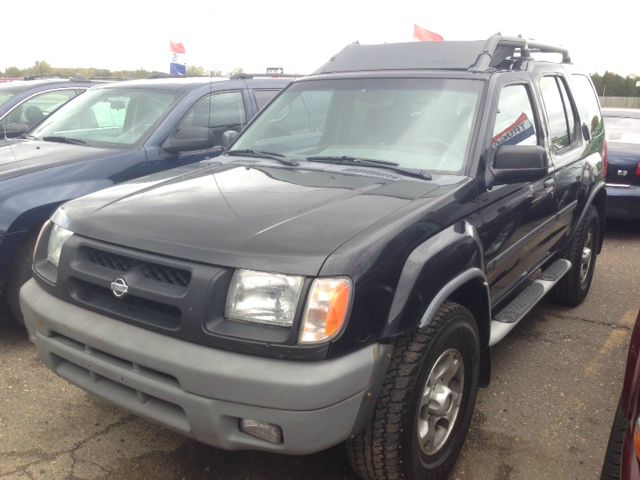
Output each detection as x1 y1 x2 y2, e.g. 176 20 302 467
61 162 454 275
0 140 123 180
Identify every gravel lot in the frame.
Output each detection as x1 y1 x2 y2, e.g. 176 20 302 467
2 221 639 480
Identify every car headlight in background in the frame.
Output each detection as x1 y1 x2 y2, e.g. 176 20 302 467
46 223 73 267
299 277 351 344
226 270 304 327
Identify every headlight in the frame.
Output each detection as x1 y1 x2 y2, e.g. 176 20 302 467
47 223 73 267
226 270 304 327
299 277 352 344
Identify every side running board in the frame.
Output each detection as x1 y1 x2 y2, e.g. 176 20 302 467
489 259 572 346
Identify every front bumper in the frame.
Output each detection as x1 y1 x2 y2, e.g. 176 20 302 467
606 184 640 220
21 280 392 454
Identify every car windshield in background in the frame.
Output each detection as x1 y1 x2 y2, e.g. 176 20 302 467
604 116 640 144
231 78 483 172
31 87 182 148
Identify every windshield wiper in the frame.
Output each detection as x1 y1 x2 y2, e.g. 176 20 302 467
227 149 299 166
306 155 432 180
42 136 88 146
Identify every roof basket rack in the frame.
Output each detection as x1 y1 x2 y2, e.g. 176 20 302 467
470 34 571 72
314 35 571 75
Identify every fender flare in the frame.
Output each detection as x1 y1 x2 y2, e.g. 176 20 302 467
384 221 492 350
418 267 490 329
569 181 606 252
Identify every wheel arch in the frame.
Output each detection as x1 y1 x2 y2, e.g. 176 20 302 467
382 221 492 385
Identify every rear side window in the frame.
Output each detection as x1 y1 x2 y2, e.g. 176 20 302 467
491 84 538 148
571 74 602 138
540 76 578 152
254 89 280 110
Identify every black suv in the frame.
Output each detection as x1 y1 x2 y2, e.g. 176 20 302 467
21 36 606 480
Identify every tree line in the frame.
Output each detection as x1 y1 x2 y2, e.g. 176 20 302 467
0 61 238 80
2 61 638 97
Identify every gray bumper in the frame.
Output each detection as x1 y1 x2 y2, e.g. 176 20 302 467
21 280 392 454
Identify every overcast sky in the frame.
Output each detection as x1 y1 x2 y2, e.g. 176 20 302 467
1 0 637 77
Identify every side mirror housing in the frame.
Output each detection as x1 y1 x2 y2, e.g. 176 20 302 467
221 130 239 150
162 127 214 153
491 145 549 185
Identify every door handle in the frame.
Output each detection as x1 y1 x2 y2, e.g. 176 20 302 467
543 178 556 189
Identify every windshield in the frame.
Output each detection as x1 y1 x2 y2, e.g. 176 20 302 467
231 78 483 172
604 116 640 145
0 92 16 109
31 87 183 148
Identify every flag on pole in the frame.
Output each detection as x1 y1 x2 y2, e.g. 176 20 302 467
413 24 443 42
170 41 187 76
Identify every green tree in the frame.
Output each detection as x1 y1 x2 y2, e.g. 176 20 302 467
187 65 205 76
31 60 52 76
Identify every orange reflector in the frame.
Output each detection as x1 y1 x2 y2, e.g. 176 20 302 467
299 277 352 344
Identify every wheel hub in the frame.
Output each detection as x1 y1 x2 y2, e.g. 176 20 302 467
580 227 594 285
417 348 464 456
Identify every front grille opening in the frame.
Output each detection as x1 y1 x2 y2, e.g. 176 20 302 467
84 248 192 288
52 354 189 433
71 280 182 330
50 332 180 387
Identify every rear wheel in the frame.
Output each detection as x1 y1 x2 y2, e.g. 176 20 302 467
4 232 38 325
550 206 599 306
346 302 480 480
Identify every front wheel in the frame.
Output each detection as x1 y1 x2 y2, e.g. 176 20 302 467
346 302 480 480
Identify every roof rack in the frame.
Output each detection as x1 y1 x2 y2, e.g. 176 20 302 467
314 35 571 75
470 34 571 72
230 73 303 80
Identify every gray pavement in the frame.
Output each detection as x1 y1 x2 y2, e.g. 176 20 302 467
1 220 639 480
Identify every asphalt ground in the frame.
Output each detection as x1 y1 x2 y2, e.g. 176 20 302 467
1 220 639 480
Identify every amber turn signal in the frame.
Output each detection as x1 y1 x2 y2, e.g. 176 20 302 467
299 277 352 344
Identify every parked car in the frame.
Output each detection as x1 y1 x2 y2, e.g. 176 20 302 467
0 77 102 138
0 76 290 322
601 307 640 480
603 108 640 220
21 36 606 480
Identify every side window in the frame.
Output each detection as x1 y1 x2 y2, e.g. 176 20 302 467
571 74 602 138
8 89 79 128
491 84 538 148
557 79 577 145
254 89 280 110
540 76 576 152
178 91 246 146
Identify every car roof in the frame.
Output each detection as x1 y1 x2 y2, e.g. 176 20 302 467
95 76 290 92
314 35 572 76
602 108 640 119
0 78 103 93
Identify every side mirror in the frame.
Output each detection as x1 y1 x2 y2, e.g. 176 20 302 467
491 145 549 185
221 130 239 150
162 127 214 153
581 124 591 142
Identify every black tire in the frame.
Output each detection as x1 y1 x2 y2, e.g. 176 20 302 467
4 232 38 325
549 205 599 306
346 302 480 480
600 400 628 480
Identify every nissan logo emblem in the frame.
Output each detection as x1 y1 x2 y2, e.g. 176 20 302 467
110 277 129 298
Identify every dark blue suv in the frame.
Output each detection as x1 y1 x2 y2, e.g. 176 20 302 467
0 78 102 138
0 76 290 321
